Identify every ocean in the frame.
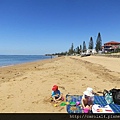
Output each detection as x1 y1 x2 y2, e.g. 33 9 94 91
0 55 53 67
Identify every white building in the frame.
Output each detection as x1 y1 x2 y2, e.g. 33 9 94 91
86 49 97 54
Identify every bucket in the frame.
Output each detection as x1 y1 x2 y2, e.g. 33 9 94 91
83 108 90 113
76 101 80 106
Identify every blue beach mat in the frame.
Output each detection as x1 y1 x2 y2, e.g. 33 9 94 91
66 95 82 113
66 95 120 113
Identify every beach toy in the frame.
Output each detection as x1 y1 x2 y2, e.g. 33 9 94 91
60 102 66 106
54 104 58 107
60 102 69 106
61 97 64 101
66 102 69 105
83 108 90 113
76 101 80 106
50 97 53 101
69 102 76 106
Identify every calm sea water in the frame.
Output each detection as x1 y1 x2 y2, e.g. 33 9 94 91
0 55 53 67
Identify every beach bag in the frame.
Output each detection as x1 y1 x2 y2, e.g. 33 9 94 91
103 89 114 104
110 88 120 105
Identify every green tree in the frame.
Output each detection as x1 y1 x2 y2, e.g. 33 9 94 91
68 43 74 55
74 49 76 54
79 45 82 53
83 41 86 52
114 47 120 53
88 37 94 49
76 46 80 54
95 32 102 52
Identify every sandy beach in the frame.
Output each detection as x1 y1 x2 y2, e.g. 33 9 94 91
0 56 120 113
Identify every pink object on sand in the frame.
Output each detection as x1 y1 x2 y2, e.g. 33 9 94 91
83 108 90 113
61 97 64 101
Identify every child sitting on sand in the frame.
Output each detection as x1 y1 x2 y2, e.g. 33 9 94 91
51 85 64 102
81 87 94 113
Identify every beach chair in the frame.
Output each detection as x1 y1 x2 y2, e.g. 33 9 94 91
66 95 120 113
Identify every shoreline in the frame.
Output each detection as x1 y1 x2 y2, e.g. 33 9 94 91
0 56 120 113
0 56 60 84
0 55 55 68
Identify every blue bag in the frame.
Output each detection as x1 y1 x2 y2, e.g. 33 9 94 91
104 90 114 104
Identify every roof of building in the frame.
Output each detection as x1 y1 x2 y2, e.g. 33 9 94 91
104 41 120 45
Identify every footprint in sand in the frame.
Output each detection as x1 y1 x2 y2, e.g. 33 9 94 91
94 86 99 91
103 80 105 82
82 84 86 86
7 94 14 99
37 94 41 96
32 100 39 104
12 79 16 81
23 77 27 79
42 80 46 83
97 76 99 78
59 86 65 90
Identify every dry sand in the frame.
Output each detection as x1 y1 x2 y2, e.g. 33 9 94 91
0 56 120 113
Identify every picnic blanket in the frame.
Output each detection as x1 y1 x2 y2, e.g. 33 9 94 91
66 95 120 113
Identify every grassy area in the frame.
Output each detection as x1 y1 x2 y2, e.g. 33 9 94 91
93 53 120 58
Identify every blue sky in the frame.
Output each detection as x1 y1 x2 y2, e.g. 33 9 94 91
0 0 120 55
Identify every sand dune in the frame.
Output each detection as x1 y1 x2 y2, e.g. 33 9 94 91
0 56 120 113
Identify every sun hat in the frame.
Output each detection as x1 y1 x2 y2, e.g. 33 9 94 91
52 85 58 91
83 90 94 97
86 87 93 93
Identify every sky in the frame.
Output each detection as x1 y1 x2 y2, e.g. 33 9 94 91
0 0 120 55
